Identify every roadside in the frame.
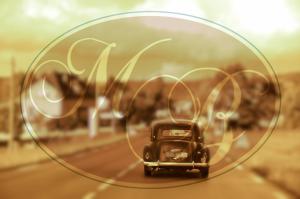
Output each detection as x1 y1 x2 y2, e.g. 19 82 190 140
246 129 300 198
0 128 127 171
0 132 295 199
1 126 299 198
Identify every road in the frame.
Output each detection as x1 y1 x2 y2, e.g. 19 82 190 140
0 133 295 199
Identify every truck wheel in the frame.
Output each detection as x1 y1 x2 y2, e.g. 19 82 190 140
200 167 209 178
144 166 152 177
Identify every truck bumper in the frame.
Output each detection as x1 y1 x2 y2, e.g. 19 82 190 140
144 161 208 168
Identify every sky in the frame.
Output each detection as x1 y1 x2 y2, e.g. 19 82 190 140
33 16 268 81
0 0 300 76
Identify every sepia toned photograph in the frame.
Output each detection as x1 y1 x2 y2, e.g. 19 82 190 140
0 1 299 199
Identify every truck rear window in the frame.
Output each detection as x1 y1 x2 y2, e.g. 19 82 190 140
157 127 192 140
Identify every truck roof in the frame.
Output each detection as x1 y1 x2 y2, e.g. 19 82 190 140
151 119 199 128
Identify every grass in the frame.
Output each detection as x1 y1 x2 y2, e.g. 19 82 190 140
246 128 300 197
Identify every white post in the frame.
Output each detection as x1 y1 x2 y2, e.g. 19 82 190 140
8 57 16 149
88 108 98 138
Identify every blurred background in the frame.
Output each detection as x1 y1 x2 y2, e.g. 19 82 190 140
0 0 300 199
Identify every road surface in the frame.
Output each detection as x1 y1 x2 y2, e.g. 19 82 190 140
0 133 295 199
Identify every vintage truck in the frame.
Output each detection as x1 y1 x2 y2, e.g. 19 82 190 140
143 120 210 177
